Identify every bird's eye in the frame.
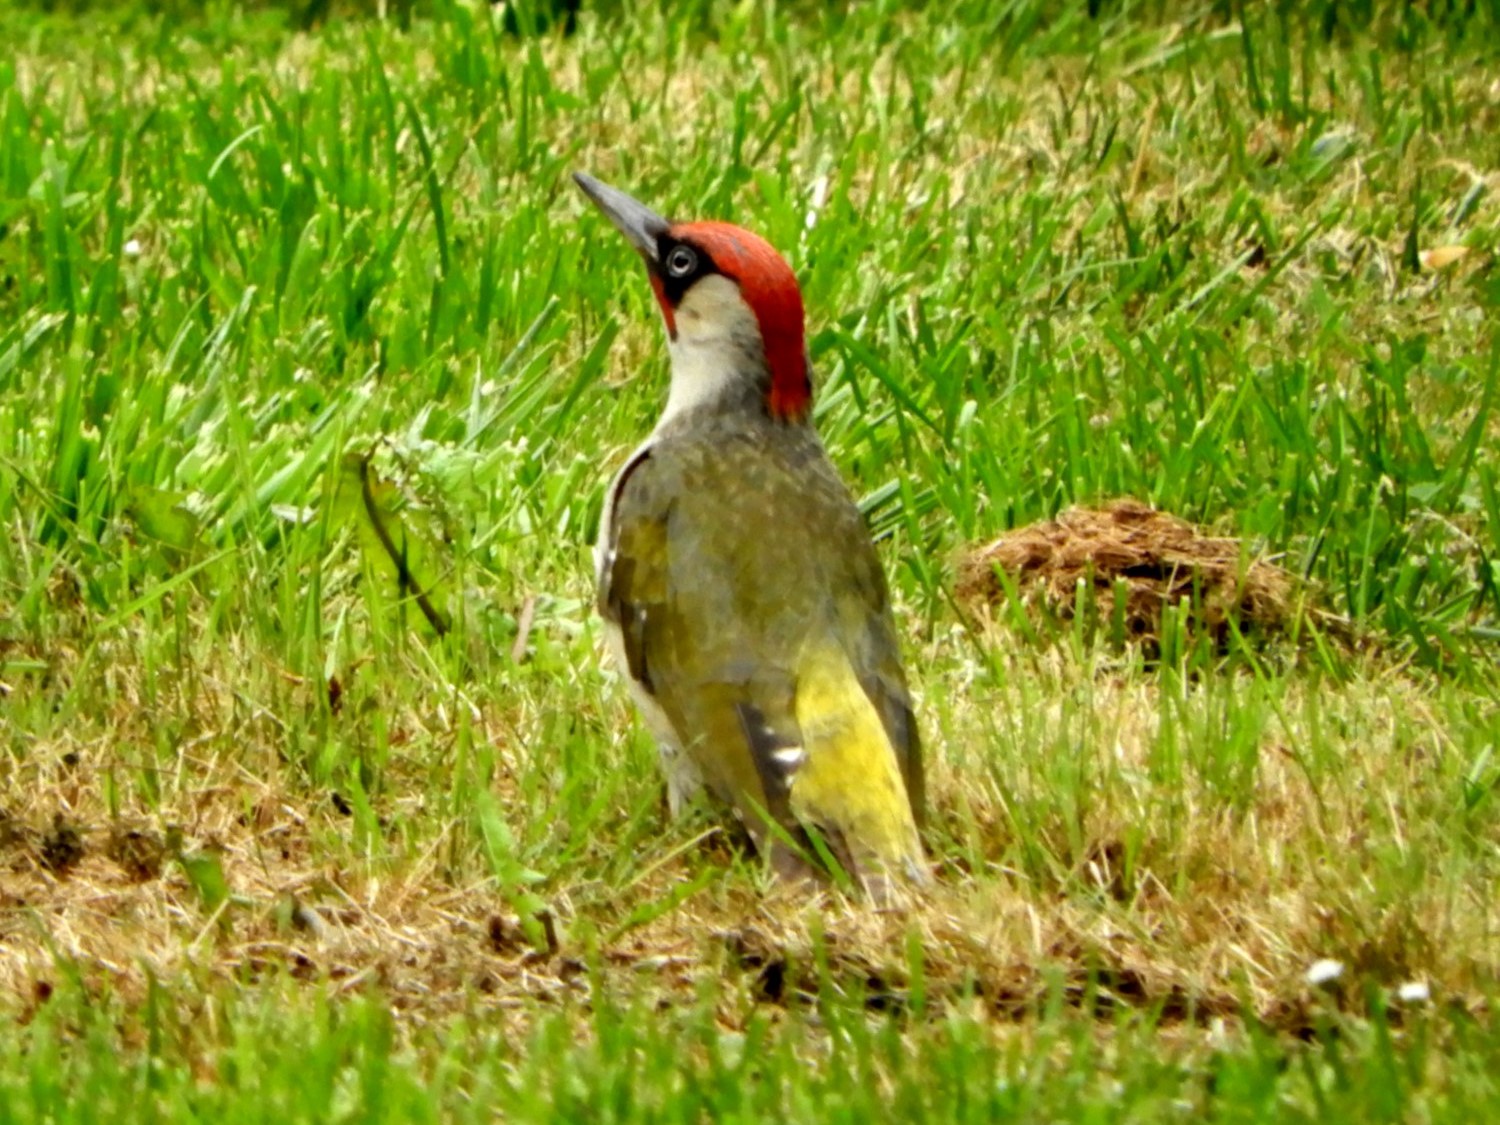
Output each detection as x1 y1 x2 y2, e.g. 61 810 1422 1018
664 245 698 278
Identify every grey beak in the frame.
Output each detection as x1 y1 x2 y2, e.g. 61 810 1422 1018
573 172 670 263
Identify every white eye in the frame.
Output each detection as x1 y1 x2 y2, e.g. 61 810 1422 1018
665 245 697 278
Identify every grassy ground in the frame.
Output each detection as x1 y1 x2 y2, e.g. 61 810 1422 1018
2 0 1498 1118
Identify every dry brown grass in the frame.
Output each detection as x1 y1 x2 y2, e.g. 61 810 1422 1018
3 621 1494 1041
955 499 1345 649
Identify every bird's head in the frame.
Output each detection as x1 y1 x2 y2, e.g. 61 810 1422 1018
574 172 812 425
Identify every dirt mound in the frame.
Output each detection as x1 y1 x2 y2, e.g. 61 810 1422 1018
956 499 1297 647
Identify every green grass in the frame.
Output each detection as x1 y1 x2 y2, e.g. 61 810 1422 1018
1 0 1498 1119
5 974 1499 1123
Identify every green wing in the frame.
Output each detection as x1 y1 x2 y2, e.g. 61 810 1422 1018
599 450 669 694
601 447 787 829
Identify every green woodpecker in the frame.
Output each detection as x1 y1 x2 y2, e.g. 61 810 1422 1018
574 172 926 896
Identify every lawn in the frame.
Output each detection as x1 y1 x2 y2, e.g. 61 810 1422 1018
1 0 1498 1119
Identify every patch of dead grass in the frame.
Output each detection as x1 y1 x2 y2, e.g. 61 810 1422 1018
2 630 1493 1046
956 499 1340 649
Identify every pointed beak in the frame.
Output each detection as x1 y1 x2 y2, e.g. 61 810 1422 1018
573 172 670 264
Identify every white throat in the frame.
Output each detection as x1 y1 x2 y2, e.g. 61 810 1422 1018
657 274 767 428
